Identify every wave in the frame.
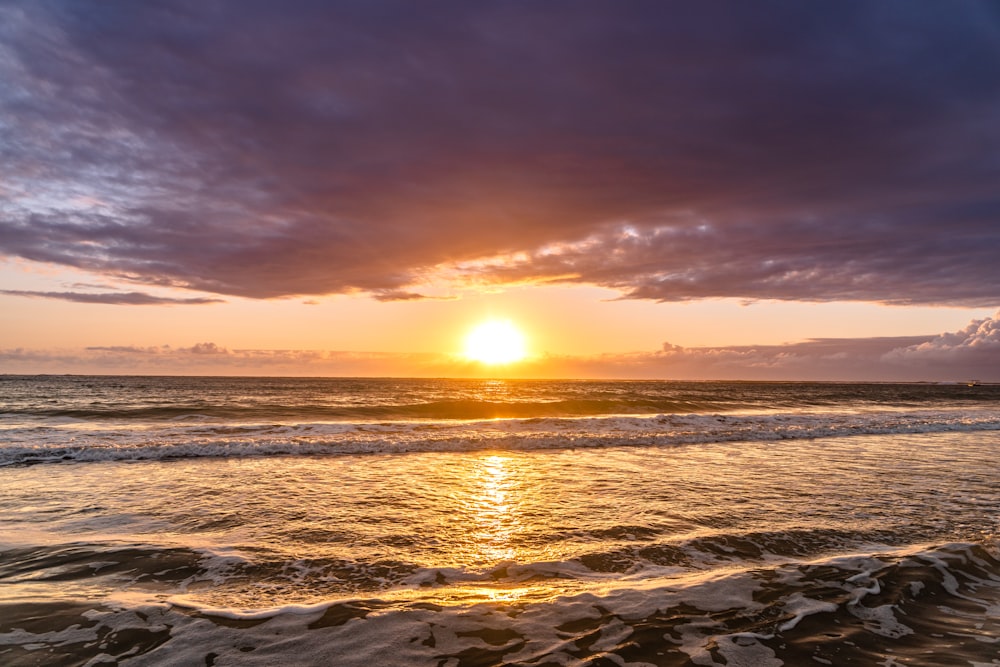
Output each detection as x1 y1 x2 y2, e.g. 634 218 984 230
2 541 997 666
3 408 999 465
0 397 726 422
3 377 997 423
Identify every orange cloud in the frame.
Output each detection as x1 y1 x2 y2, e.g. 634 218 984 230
4 314 998 381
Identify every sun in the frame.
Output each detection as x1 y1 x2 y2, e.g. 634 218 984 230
464 320 528 365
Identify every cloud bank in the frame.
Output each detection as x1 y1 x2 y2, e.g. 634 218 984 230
4 313 998 381
0 290 222 305
1 1 999 304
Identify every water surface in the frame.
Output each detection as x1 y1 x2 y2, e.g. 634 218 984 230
1 377 998 665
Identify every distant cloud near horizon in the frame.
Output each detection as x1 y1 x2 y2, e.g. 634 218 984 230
635 310 1000 381
1 2 999 305
5 312 999 381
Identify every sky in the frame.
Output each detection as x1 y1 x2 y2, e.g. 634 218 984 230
2 1 999 380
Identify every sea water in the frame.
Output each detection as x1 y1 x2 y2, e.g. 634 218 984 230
1 376 998 665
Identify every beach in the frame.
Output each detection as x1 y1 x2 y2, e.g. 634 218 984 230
1 376 998 665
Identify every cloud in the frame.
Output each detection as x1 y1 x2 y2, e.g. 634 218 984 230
1 344 450 377
86 345 166 353
184 342 229 355
604 312 1000 380
5 314 999 381
1 2 999 304
882 310 1000 367
452 222 1000 306
87 342 231 355
0 290 223 305
370 290 430 302
370 290 457 302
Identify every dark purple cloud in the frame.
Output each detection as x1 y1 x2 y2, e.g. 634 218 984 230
0 289 222 305
1 1 999 303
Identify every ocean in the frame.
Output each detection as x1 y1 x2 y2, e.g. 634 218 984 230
1 375 998 666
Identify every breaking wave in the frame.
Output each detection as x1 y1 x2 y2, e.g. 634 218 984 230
3 408 1000 466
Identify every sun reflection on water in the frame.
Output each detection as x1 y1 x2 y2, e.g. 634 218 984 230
467 454 521 564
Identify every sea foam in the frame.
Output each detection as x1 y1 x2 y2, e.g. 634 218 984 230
2 408 999 465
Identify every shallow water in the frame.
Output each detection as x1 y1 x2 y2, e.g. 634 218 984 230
1 377 998 665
